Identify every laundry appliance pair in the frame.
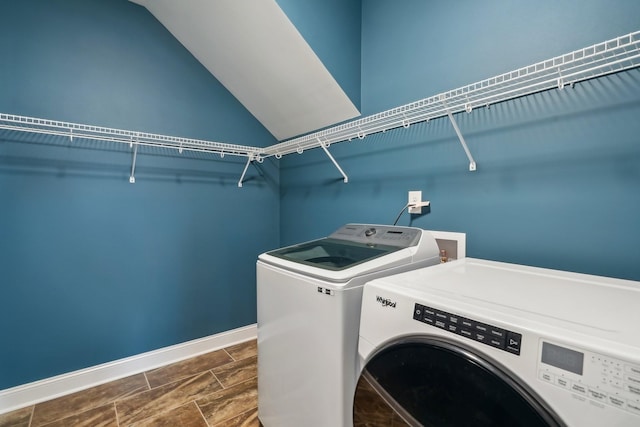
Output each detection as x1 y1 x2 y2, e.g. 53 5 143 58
257 224 640 426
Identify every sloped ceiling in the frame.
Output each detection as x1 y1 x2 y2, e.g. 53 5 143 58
130 0 360 141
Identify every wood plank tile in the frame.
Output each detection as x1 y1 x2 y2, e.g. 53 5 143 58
37 404 117 427
353 375 410 427
197 377 257 426
212 356 257 388
225 340 257 361
212 407 259 427
31 374 148 426
116 371 222 426
0 406 33 427
127 402 208 427
145 350 233 389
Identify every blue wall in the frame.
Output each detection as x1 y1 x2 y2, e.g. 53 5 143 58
280 0 640 281
1 0 639 394
0 0 279 390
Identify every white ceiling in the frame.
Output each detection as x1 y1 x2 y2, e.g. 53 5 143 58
130 0 360 141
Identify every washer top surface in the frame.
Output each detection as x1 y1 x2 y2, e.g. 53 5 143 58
367 258 640 357
258 224 439 283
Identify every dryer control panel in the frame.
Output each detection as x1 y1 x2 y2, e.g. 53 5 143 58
413 303 523 355
538 340 640 417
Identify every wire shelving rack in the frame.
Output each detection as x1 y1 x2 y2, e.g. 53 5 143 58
1 30 638 185
263 30 640 179
0 113 264 186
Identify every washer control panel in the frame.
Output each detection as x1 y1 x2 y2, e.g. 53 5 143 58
538 340 640 417
329 224 422 247
413 303 523 355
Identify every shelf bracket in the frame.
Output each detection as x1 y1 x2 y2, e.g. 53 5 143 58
441 97 477 171
318 137 348 183
129 141 139 183
238 155 253 188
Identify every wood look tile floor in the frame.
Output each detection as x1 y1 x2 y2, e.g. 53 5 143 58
0 340 260 427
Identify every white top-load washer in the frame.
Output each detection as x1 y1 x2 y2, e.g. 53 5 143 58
257 224 441 427
354 258 640 426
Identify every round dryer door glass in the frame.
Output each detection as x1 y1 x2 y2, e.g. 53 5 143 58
353 339 564 427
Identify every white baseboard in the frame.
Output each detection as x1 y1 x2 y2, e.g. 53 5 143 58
0 324 257 415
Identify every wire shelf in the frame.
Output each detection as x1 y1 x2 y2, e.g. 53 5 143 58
1 30 638 184
0 113 262 159
263 30 640 158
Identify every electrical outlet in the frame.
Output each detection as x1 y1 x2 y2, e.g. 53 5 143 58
408 191 422 214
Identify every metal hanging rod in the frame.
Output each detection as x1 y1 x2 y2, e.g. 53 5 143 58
263 30 640 160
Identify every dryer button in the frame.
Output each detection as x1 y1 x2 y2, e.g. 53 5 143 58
489 327 506 339
608 395 626 409
423 307 436 319
555 376 570 389
413 304 424 321
539 370 554 384
505 331 522 355
587 388 607 402
626 401 640 415
460 318 475 329
448 314 460 325
459 328 473 338
625 384 640 396
626 365 640 376
474 322 489 333
474 332 488 344
570 382 588 395
488 336 506 349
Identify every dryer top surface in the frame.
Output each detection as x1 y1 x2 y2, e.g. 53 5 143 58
367 258 640 349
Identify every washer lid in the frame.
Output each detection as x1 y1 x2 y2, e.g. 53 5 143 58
265 224 423 272
266 238 404 271
259 224 438 283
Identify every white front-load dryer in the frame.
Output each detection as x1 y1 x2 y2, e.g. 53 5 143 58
257 224 441 427
355 258 640 426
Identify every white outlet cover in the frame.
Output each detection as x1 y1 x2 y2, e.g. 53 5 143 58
408 191 422 214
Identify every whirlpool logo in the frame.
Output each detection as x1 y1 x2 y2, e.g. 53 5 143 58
376 295 396 308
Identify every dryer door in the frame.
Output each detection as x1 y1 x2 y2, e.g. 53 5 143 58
353 338 565 427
